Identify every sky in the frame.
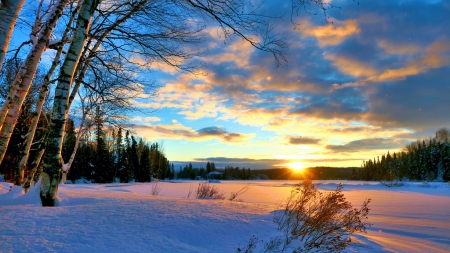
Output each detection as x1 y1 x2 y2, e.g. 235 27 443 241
123 0 450 170
10 0 449 170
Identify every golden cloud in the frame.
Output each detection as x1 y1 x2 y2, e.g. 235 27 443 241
378 40 420 55
298 19 360 46
367 39 450 82
325 54 378 77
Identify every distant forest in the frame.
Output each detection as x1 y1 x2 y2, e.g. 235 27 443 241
177 128 450 182
0 117 175 184
175 164 355 181
3 118 448 183
357 128 450 182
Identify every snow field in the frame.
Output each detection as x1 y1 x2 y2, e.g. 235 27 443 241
1 180 449 252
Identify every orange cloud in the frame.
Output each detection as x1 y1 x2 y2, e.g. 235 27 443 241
298 19 360 46
367 39 450 82
378 40 420 55
325 54 377 77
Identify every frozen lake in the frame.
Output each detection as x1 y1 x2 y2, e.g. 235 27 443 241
1 180 449 252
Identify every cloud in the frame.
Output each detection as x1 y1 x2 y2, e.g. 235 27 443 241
298 19 360 46
130 123 255 143
326 138 399 152
196 127 249 142
367 39 450 82
144 117 161 122
378 40 420 55
287 136 320 145
325 54 378 78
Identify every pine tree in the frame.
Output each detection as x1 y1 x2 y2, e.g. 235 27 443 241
139 145 151 182
62 118 77 163
93 107 112 183
206 162 211 174
130 136 139 181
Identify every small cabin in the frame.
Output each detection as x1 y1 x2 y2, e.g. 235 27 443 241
207 171 222 179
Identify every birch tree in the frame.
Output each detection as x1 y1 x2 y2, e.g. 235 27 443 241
0 0 26 71
40 0 99 206
0 0 70 165
17 2 82 187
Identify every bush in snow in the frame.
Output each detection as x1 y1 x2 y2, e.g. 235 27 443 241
228 185 250 202
237 179 371 253
195 183 225 200
151 181 162 196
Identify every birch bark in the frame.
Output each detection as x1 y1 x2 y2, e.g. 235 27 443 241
0 0 25 71
0 0 69 165
18 2 82 187
41 0 98 206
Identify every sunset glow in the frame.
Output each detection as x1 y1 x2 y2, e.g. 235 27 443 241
288 162 305 172
113 1 450 170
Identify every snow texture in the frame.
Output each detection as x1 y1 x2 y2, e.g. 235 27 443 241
1 180 449 252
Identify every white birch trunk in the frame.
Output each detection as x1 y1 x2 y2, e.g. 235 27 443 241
0 0 25 71
0 0 70 165
41 0 98 206
18 2 82 187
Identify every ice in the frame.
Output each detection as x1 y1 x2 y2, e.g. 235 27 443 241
0 180 449 252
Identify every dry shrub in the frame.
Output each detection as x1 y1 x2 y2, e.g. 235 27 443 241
186 184 193 199
151 181 162 196
237 179 371 253
229 185 250 202
195 183 225 200
272 179 371 252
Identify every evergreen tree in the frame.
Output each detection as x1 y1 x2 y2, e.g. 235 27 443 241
62 118 77 163
139 145 151 182
130 136 139 181
93 107 113 183
206 162 211 174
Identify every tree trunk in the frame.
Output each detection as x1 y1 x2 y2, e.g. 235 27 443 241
23 147 45 192
0 0 25 71
17 2 81 186
41 0 98 206
0 0 70 165
42 0 149 204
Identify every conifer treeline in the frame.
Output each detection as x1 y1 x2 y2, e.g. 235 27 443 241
359 128 450 181
65 119 175 183
176 162 252 180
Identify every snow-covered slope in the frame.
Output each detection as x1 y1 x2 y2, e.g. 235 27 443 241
1 180 449 252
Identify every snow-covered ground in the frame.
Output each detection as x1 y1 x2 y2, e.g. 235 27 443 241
1 180 449 252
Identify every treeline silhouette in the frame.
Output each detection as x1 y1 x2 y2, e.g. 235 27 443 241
176 164 252 180
66 121 174 183
358 128 450 181
174 165 356 180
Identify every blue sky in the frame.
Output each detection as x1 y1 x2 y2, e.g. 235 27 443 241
10 0 449 170
123 0 450 170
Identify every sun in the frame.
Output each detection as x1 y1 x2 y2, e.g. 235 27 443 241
288 162 305 172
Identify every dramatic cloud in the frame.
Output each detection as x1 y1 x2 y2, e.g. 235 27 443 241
127 1 450 168
326 138 400 152
196 127 248 142
297 19 360 46
377 40 420 55
130 123 255 143
287 136 321 145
